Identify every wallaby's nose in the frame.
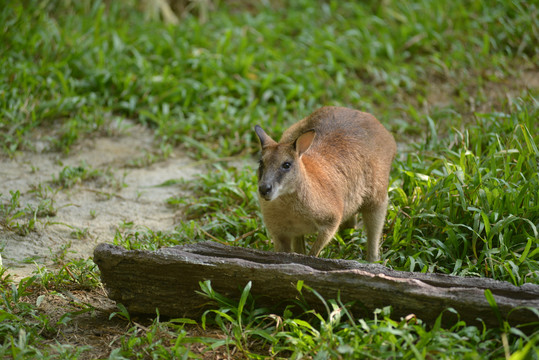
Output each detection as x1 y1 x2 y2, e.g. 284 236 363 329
258 183 272 197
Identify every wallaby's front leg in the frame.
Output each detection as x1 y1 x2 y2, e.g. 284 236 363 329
273 235 292 253
340 215 357 230
292 236 306 254
273 235 306 254
308 221 340 257
362 197 389 262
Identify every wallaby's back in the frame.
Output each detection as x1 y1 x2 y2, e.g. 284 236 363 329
282 106 395 207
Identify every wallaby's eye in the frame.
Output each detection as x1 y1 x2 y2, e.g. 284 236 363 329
281 161 292 170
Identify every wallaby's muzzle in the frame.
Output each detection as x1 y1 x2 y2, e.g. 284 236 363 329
258 183 273 200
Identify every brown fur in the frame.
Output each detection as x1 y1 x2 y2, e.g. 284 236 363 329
255 106 396 262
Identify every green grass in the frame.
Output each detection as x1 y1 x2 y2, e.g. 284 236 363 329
196 281 538 359
1 0 537 156
1 0 538 358
0 189 56 236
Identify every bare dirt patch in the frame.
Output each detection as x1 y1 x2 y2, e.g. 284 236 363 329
425 68 539 114
0 122 218 357
0 122 203 280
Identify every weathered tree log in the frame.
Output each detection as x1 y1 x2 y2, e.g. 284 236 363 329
94 241 539 329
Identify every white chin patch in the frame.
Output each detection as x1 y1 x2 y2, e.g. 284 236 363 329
265 183 284 201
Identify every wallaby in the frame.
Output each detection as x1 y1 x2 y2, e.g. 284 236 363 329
254 106 396 262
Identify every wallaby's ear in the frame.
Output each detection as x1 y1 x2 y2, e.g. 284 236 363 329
255 125 277 148
295 130 315 157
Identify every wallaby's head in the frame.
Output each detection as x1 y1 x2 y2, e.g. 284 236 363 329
254 125 315 201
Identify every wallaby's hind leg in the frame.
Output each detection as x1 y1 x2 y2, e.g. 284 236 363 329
362 197 389 262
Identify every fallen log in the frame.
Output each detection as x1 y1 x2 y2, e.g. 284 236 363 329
94 241 539 329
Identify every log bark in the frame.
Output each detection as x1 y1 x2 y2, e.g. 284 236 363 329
94 241 539 329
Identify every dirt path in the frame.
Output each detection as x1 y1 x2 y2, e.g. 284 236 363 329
0 122 203 280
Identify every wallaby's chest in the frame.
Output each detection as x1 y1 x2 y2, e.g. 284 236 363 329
259 194 319 235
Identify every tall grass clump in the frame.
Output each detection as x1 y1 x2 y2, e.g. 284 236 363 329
386 98 538 285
